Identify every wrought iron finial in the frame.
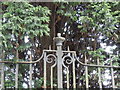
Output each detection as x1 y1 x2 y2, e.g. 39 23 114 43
53 33 65 46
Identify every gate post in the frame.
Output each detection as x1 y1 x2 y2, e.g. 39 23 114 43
54 33 65 88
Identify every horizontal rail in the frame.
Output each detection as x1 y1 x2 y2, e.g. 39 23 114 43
43 50 56 52
77 59 120 68
0 58 120 69
74 52 120 68
0 51 44 64
0 51 120 69
44 50 76 53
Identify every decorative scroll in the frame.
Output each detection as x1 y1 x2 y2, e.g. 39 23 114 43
62 55 73 66
46 54 57 64
62 55 72 88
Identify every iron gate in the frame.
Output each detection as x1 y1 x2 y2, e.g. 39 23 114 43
0 33 120 89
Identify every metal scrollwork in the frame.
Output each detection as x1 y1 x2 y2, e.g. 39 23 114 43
62 55 73 66
46 54 57 63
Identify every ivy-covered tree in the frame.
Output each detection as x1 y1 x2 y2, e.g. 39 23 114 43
1 1 120 88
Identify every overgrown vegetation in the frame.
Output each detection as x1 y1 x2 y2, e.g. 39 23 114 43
0 1 120 88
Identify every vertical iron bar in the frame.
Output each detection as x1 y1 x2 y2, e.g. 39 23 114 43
73 54 76 88
97 58 102 90
51 66 53 88
85 53 89 89
44 52 47 88
1 51 4 89
15 64 19 89
111 60 115 89
51 62 56 88
15 50 19 89
66 68 69 88
49 45 53 88
56 45 63 88
29 54 32 89
66 46 70 88
1 63 4 89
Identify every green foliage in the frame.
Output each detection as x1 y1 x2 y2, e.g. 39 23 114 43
4 66 15 88
103 54 120 66
1 2 120 88
34 77 52 88
70 2 118 36
34 78 44 88
88 48 106 60
1 2 51 51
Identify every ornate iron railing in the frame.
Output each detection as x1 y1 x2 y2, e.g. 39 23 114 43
0 33 120 89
